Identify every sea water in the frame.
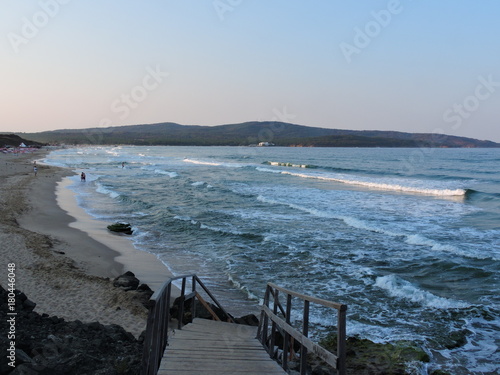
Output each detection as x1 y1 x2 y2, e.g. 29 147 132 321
44 146 499 374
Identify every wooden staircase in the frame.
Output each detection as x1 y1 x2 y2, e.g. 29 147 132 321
141 275 346 375
157 318 286 374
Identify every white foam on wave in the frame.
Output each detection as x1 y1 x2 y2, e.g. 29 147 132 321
341 216 399 237
183 158 220 166
256 167 282 174
191 181 205 187
453 313 500 374
173 215 192 222
258 168 466 197
183 158 246 168
266 161 311 168
406 234 455 251
405 234 499 260
225 271 260 302
258 195 332 219
258 194 488 260
95 182 120 199
199 223 246 237
153 169 178 178
374 275 469 309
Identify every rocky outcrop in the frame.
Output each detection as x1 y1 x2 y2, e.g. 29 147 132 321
0 286 142 375
315 332 431 375
113 271 140 291
107 223 133 235
112 271 154 309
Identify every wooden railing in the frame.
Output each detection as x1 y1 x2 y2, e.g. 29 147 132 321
141 274 234 375
257 282 347 375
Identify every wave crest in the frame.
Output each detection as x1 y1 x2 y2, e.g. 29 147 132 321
374 275 469 309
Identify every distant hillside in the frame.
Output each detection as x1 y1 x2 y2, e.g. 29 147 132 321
0 133 44 148
18 122 500 148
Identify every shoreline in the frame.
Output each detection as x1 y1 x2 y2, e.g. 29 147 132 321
50 174 172 290
0 150 170 337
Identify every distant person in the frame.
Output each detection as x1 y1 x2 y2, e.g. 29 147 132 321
81 172 86 182
33 166 37 176
122 162 125 168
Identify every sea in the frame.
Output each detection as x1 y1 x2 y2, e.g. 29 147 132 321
43 146 499 374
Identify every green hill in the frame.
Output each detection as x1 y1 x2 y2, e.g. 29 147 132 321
17 121 500 148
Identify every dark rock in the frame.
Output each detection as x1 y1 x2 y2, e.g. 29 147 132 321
138 330 146 344
234 314 259 326
137 283 152 292
134 284 154 309
170 296 234 325
318 333 429 375
0 286 142 375
9 363 46 375
444 329 470 349
17 292 28 303
49 316 62 324
22 299 37 311
113 271 140 291
312 364 334 375
88 321 104 331
107 222 133 235
15 349 33 364
287 360 300 371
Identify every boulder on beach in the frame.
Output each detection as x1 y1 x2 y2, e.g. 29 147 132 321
113 271 140 291
107 222 133 235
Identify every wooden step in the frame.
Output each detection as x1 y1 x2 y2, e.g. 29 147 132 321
157 319 286 375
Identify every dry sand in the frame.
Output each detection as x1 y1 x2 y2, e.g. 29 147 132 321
0 150 172 337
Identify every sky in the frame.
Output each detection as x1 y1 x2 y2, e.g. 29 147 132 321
1 0 499 142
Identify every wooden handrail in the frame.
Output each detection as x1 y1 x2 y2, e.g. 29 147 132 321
140 274 234 375
257 283 347 375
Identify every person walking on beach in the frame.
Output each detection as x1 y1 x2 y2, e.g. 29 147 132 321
33 166 37 176
81 172 86 182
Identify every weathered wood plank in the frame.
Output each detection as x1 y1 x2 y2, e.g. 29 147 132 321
267 282 347 311
159 319 286 375
261 304 339 368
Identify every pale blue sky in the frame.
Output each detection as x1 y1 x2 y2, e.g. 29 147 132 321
1 1 499 141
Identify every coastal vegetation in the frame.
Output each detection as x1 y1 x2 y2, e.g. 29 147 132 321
14 121 500 148
0 133 44 148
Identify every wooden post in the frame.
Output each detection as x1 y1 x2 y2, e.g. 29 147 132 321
337 305 347 375
282 293 292 370
178 277 187 329
262 285 271 353
270 288 279 358
191 276 197 320
300 300 309 375
164 283 171 346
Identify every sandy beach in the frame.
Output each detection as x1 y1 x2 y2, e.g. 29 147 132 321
0 150 171 337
